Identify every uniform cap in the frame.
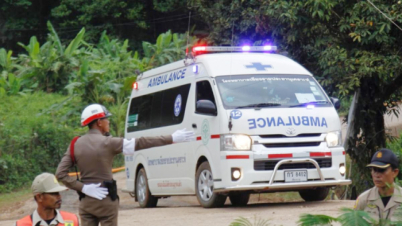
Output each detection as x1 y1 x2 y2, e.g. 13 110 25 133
31 173 68 195
367 148 399 169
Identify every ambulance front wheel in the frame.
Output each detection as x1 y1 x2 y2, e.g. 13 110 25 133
136 168 158 208
299 187 330 202
195 161 227 208
229 193 250 206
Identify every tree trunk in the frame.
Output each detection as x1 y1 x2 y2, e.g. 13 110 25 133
346 81 387 196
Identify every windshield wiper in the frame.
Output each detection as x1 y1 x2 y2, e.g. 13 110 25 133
236 103 281 109
289 101 328 108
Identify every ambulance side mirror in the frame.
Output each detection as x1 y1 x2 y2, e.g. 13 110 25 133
196 100 217 116
330 97 341 110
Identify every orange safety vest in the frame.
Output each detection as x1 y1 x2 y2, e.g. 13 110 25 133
16 211 79 226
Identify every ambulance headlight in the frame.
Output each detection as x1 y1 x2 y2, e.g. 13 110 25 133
221 134 252 151
325 131 342 147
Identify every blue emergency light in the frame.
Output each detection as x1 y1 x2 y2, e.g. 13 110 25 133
192 45 277 56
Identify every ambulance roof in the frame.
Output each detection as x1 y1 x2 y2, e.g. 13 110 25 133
140 53 312 80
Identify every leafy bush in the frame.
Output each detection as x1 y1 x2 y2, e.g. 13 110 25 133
0 26 197 193
0 92 83 192
298 208 376 226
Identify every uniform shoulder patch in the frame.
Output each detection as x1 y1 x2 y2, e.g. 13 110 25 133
65 221 74 226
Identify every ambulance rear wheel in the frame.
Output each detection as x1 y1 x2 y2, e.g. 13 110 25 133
229 193 250 206
136 168 158 208
299 187 329 202
196 161 227 208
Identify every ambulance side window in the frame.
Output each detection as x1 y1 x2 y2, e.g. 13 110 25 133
127 84 191 132
196 80 216 108
127 95 153 132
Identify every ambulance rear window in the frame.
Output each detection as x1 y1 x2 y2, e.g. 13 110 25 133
127 84 191 132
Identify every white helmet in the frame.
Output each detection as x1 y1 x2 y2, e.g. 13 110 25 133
81 104 112 126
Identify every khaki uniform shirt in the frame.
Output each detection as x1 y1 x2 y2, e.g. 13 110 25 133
354 185 402 223
56 129 172 191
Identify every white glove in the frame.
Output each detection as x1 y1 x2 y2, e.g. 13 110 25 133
172 128 195 143
82 183 109 200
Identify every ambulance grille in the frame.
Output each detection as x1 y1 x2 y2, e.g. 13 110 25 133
259 133 321 138
262 142 321 148
254 158 332 171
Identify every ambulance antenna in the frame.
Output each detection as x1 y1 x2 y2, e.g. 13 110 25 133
231 20 235 47
229 19 235 79
185 11 192 58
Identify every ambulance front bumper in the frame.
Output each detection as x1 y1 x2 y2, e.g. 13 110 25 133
215 158 351 192
214 179 351 192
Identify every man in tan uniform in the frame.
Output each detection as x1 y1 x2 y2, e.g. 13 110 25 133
354 148 402 224
56 104 194 226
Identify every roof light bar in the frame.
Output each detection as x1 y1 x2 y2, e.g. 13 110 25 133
192 46 277 56
242 46 251 51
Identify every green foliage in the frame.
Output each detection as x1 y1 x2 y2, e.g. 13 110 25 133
0 92 82 192
142 30 196 67
229 216 270 226
298 208 375 226
48 0 190 50
1 0 192 53
0 73 24 96
336 208 374 226
0 48 25 96
0 0 60 51
51 0 148 42
0 48 15 72
16 22 86 93
298 214 337 226
0 22 197 194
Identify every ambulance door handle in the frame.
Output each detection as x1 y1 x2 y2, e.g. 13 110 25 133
192 123 197 129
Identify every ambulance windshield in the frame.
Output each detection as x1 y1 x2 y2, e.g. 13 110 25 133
215 75 331 109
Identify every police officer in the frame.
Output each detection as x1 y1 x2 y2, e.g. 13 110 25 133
56 104 194 226
15 172 79 226
354 148 402 223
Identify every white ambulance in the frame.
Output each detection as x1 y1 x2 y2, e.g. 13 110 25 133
123 46 351 208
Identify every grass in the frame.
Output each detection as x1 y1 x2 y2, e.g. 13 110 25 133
0 186 32 209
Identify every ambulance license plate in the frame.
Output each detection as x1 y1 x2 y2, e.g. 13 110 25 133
284 170 307 183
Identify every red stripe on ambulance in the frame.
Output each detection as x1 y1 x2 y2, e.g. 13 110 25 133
268 154 293 159
309 152 332 157
226 155 249 159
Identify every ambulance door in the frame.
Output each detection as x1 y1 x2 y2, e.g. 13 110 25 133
141 84 192 195
191 79 221 183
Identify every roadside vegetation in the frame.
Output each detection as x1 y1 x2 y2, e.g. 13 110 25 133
0 22 197 192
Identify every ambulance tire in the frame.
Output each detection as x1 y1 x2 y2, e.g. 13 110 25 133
196 161 227 208
229 193 250 206
299 187 330 202
136 168 158 208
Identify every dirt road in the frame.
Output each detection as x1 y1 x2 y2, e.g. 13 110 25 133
0 171 354 226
